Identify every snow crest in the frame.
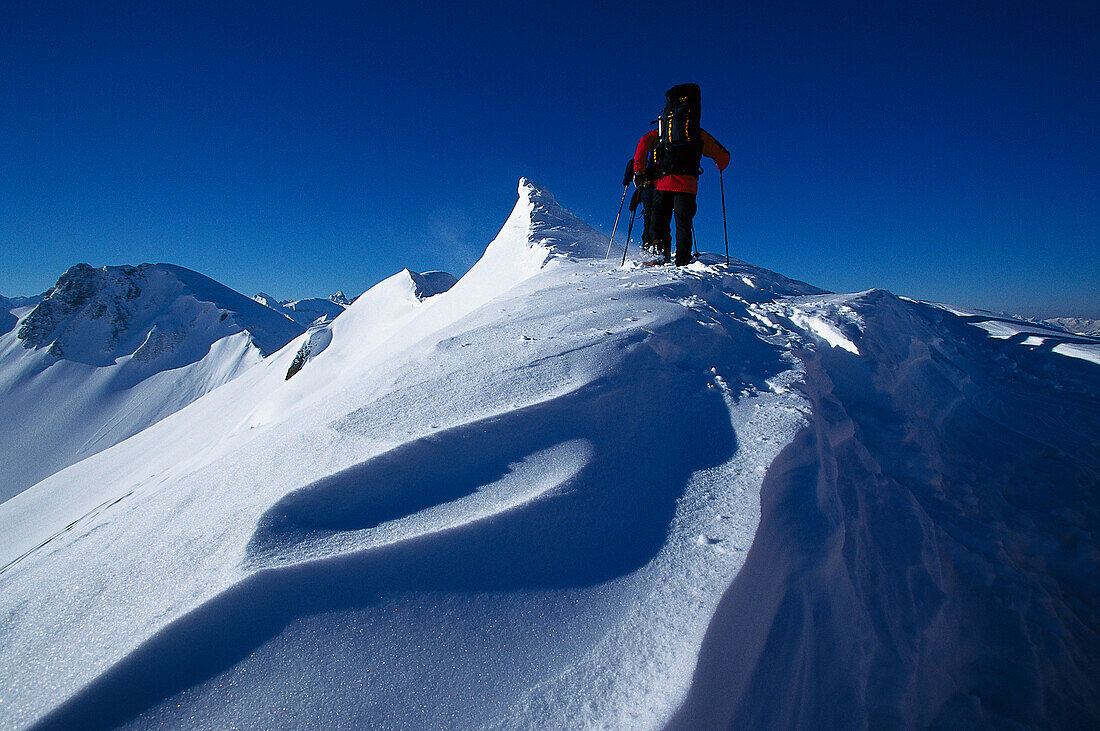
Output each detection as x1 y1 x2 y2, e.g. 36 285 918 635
451 178 608 299
1 181 1097 731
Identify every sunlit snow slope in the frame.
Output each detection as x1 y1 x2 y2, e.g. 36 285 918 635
1 180 1097 730
0 264 306 502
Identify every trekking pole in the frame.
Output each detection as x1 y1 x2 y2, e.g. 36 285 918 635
604 184 629 259
620 206 638 267
691 226 699 259
719 168 730 265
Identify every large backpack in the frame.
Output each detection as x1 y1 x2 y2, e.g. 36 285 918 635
657 83 704 176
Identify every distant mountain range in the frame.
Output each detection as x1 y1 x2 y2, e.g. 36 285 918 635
252 274 457 327
252 291 350 327
1043 316 1100 337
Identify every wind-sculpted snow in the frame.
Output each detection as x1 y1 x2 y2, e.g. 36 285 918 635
246 434 595 569
23 268 802 731
442 179 609 305
520 178 609 260
408 269 458 299
0 182 811 729
673 290 1100 728
2 180 1098 730
929 304 1100 366
280 269 453 381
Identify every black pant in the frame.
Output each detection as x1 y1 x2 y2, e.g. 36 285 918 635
649 190 697 264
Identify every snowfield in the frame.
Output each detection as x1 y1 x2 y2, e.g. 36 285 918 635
0 263 305 502
1 180 1098 729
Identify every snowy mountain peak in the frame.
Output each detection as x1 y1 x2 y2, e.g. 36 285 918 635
516 177 607 260
444 178 610 306
516 175 557 206
251 270 455 335
17 263 303 367
347 268 443 310
17 263 107 355
0 264 309 501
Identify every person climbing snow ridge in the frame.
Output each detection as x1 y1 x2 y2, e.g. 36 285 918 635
632 83 729 266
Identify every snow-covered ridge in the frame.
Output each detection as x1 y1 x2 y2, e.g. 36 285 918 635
0 264 309 503
254 276 456 329
283 270 456 380
18 263 303 366
1 179 1097 730
446 178 607 299
675 287 1100 728
925 301 1100 366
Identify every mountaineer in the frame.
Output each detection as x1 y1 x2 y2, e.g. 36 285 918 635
632 83 730 266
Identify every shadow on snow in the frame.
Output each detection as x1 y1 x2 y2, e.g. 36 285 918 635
34 313 794 730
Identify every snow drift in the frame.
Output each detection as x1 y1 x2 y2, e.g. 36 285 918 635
1 179 1097 730
672 290 1100 728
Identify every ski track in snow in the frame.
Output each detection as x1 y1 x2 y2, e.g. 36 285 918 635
2 180 1098 730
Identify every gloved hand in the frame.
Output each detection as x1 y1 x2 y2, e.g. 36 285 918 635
633 173 648 188
622 169 633 186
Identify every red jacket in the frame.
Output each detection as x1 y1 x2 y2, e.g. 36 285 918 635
633 128 730 194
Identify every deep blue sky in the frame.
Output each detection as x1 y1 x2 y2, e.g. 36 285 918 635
2 1 1097 317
